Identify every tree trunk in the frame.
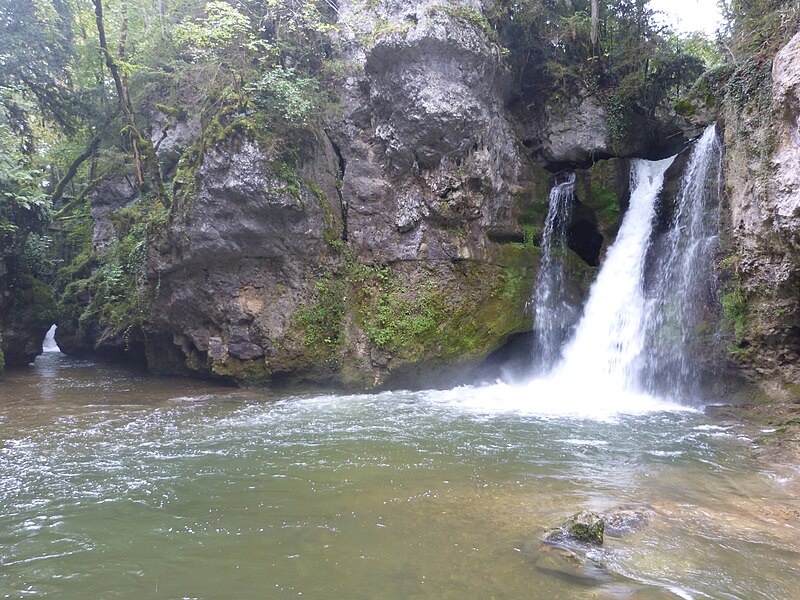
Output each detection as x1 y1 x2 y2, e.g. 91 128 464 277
591 0 600 56
92 0 166 204
50 134 102 206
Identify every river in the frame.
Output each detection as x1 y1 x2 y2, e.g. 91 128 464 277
2 351 799 599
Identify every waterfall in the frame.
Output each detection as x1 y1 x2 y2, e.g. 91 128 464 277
42 324 61 353
533 173 577 372
554 156 676 390
453 131 721 417
638 126 723 398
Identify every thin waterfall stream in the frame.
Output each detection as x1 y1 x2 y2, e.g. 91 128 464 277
639 126 724 399
533 172 577 373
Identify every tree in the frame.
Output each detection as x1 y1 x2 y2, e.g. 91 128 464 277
92 0 165 203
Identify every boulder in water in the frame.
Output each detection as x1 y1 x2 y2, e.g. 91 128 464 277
544 510 605 546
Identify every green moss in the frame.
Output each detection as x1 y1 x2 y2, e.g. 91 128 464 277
155 103 187 120
436 266 532 359
349 245 535 367
359 279 444 357
294 276 346 354
673 99 696 116
307 181 341 248
211 355 269 384
0 348 4 378
576 160 626 235
721 285 748 355
361 18 413 49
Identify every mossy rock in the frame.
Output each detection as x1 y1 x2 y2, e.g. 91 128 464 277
210 355 270 384
352 255 535 373
575 159 629 238
544 511 605 546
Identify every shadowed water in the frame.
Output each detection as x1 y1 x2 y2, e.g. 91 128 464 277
2 353 799 600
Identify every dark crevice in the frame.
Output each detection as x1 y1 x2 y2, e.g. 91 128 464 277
487 229 525 244
325 131 349 242
540 152 617 174
567 219 604 266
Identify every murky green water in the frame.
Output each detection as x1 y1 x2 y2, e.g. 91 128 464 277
2 353 799 599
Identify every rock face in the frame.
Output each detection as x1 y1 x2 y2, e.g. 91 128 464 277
148 133 348 383
50 0 641 387
0 202 57 370
722 31 800 397
540 94 613 163
144 0 616 387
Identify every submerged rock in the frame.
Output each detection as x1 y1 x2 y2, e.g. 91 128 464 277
533 543 613 585
603 507 655 538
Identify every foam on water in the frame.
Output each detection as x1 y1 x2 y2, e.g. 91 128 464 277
421 378 694 422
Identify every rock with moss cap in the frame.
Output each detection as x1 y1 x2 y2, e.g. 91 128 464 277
544 510 605 546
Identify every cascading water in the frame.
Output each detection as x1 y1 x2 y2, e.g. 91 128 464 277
532 173 577 372
525 123 722 407
638 125 723 399
42 324 61 353
554 156 676 390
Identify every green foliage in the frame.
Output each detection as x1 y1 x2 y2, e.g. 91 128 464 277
20 234 54 281
174 1 253 61
247 66 320 124
489 0 709 125
0 154 49 212
725 57 773 110
61 197 165 348
295 276 346 350
721 285 748 354
720 0 800 60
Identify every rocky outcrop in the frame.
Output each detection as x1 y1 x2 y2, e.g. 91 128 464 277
721 31 800 398
50 0 644 388
1 271 57 366
144 0 553 386
540 94 613 164
0 201 57 369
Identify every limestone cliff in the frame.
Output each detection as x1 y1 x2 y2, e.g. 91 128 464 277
721 30 800 398
47 0 696 389
138 0 619 387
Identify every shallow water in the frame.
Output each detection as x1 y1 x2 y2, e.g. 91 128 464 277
2 353 799 599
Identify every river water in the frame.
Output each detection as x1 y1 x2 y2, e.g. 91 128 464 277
2 352 800 599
